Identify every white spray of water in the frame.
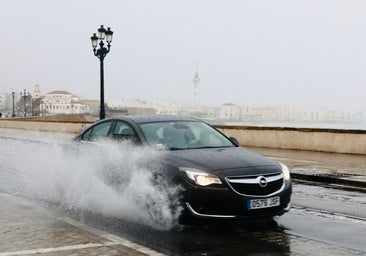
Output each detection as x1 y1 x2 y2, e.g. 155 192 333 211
0 136 182 230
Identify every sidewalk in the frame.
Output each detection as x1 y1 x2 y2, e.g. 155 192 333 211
251 147 366 190
0 193 165 256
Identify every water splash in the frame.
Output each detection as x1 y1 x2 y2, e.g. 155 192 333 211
0 136 182 230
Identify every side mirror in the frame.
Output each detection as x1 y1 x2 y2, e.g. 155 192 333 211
229 137 240 147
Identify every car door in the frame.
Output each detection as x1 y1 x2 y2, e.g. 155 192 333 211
80 120 114 143
111 121 140 144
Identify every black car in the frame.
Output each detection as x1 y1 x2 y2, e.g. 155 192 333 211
73 115 292 222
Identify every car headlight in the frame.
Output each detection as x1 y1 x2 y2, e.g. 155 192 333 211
179 168 222 186
280 163 291 180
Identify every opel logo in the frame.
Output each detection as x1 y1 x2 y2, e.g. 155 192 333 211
258 176 267 187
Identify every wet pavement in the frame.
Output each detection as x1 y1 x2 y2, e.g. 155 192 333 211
251 147 366 190
1 129 366 255
0 193 165 256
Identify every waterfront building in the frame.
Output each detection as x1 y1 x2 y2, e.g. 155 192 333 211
249 106 284 120
0 93 6 115
34 84 41 98
217 103 241 120
179 104 216 119
39 91 88 115
80 99 100 115
107 98 156 116
151 99 180 115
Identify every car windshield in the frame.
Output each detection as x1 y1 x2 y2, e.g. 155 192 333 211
139 121 235 150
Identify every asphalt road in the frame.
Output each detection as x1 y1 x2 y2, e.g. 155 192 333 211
1 176 365 255
61 182 366 255
1 133 366 255
29 181 360 255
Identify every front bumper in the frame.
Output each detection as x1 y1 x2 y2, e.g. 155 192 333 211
185 201 292 219
182 180 292 219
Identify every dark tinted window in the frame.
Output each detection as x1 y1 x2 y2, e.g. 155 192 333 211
81 121 113 141
112 121 139 143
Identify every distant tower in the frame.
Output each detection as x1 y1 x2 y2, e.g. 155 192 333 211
34 84 41 98
193 63 200 106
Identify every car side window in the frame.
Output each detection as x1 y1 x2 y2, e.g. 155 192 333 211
81 121 113 141
112 121 139 143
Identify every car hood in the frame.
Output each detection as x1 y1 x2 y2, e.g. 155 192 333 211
165 147 281 176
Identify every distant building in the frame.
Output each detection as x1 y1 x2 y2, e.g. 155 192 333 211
39 91 88 115
249 106 283 120
179 105 216 119
0 93 6 112
107 98 156 116
34 84 41 98
217 103 241 120
151 99 180 115
80 99 100 115
1 83 364 126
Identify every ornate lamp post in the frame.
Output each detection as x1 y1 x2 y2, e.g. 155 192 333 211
90 25 113 120
11 92 15 117
20 89 30 117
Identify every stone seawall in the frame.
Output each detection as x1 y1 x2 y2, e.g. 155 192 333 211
0 120 88 133
0 114 96 134
216 125 366 155
1 117 366 155
0 115 94 142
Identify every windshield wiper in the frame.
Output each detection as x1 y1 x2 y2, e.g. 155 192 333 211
193 146 234 149
169 146 234 150
169 147 192 150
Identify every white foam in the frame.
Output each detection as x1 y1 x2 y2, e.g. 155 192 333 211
0 137 182 230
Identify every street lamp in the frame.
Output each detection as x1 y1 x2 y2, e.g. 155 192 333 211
91 25 113 120
11 92 15 117
20 89 30 117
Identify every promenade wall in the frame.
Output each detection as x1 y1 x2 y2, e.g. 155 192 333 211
1 116 366 155
0 114 95 134
216 125 366 155
0 120 88 133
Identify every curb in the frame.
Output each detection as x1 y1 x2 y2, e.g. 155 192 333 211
291 172 366 191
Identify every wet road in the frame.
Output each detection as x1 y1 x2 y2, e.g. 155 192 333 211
1 134 366 255
64 182 366 255
1 181 366 255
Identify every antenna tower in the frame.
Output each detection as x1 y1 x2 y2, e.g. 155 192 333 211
193 63 200 106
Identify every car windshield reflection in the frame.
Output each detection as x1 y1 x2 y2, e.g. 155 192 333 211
139 121 235 150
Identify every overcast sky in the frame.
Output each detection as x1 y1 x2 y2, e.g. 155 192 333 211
1 0 366 112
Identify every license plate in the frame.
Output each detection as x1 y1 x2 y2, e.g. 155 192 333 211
247 196 280 210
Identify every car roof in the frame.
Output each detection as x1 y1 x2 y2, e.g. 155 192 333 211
110 114 200 124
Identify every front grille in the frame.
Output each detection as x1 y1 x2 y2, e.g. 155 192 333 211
225 173 284 197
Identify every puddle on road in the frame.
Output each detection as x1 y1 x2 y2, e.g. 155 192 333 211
0 137 182 230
